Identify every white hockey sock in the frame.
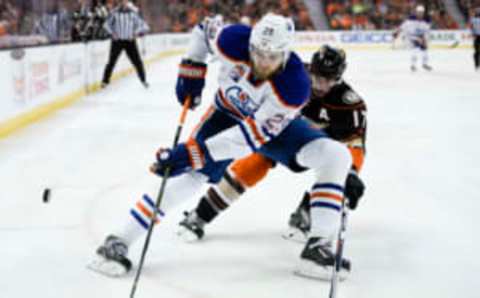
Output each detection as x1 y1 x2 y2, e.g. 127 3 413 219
296 138 351 239
309 183 345 238
117 193 165 246
411 49 419 67
116 172 208 246
422 50 429 65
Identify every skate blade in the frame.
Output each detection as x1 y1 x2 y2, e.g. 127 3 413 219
281 228 308 243
86 255 129 278
294 259 349 282
176 226 201 243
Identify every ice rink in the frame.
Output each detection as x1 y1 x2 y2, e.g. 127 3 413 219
1 48 479 298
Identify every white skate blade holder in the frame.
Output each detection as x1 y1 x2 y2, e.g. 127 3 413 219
87 255 130 278
294 259 349 282
281 227 308 243
176 226 202 243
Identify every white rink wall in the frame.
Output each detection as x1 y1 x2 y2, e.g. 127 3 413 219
0 30 474 137
0 34 190 137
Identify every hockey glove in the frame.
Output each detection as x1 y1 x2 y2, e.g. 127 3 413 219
345 170 365 210
176 59 207 110
150 141 207 177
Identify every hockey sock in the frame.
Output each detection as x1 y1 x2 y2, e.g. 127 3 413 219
411 50 419 67
309 183 344 238
116 172 209 245
195 171 245 223
295 138 351 239
118 194 165 246
421 50 429 66
299 192 311 212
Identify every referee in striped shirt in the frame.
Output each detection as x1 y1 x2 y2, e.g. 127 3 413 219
102 0 150 88
471 8 480 71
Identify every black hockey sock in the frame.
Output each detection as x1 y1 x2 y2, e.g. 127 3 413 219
299 192 311 212
195 171 246 223
196 195 219 223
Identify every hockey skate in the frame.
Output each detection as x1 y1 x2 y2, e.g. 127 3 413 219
282 194 310 243
177 211 206 242
410 65 417 72
422 64 432 71
294 237 351 281
87 235 132 277
282 206 310 242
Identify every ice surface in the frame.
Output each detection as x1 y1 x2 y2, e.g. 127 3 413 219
1 48 479 298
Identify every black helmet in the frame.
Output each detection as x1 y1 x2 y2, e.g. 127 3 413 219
310 45 346 80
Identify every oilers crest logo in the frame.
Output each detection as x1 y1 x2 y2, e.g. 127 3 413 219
225 86 259 116
228 65 246 82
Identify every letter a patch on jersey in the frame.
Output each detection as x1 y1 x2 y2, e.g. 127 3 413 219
319 108 330 121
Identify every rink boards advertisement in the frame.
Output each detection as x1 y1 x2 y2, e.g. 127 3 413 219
294 29 473 50
0 29 473 138
0 34 186 138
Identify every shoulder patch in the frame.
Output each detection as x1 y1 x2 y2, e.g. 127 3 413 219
217 24 251 63
342 90 362 104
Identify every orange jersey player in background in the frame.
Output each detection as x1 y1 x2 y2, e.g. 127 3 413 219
177 45 367 242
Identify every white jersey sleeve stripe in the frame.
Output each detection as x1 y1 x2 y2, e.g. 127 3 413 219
244 117 267 147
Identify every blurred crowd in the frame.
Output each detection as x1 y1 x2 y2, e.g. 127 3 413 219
458 0 480 18
0 0 114 48
153 0 314 33
0 0 315 49
0 0 474 49
325 0 459 30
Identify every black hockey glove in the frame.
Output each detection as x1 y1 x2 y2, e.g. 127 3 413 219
345 170 365 210
175 59 207 110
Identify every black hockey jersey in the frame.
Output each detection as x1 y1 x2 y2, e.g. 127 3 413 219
301 80 367 170
301 81 366 142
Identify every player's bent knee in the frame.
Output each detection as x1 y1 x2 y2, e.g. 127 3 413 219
229 153 274 188
296 138 352 173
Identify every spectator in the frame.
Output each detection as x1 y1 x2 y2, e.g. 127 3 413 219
33 1 70 43
325 0 458 30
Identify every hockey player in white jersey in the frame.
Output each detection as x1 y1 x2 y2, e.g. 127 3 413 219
89 13 352 280
393 5 432 72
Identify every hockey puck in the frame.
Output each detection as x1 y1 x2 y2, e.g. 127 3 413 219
42 188 51 203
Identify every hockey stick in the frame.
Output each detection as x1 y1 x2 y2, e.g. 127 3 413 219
130 97 191 298
449 40 460 49
328 197 349 298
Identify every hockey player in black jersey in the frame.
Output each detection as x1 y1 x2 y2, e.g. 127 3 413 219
175 45 367 279
284 46 367 242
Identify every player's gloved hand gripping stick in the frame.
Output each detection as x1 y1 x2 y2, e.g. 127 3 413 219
149 59 209 177
130 97 191 298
